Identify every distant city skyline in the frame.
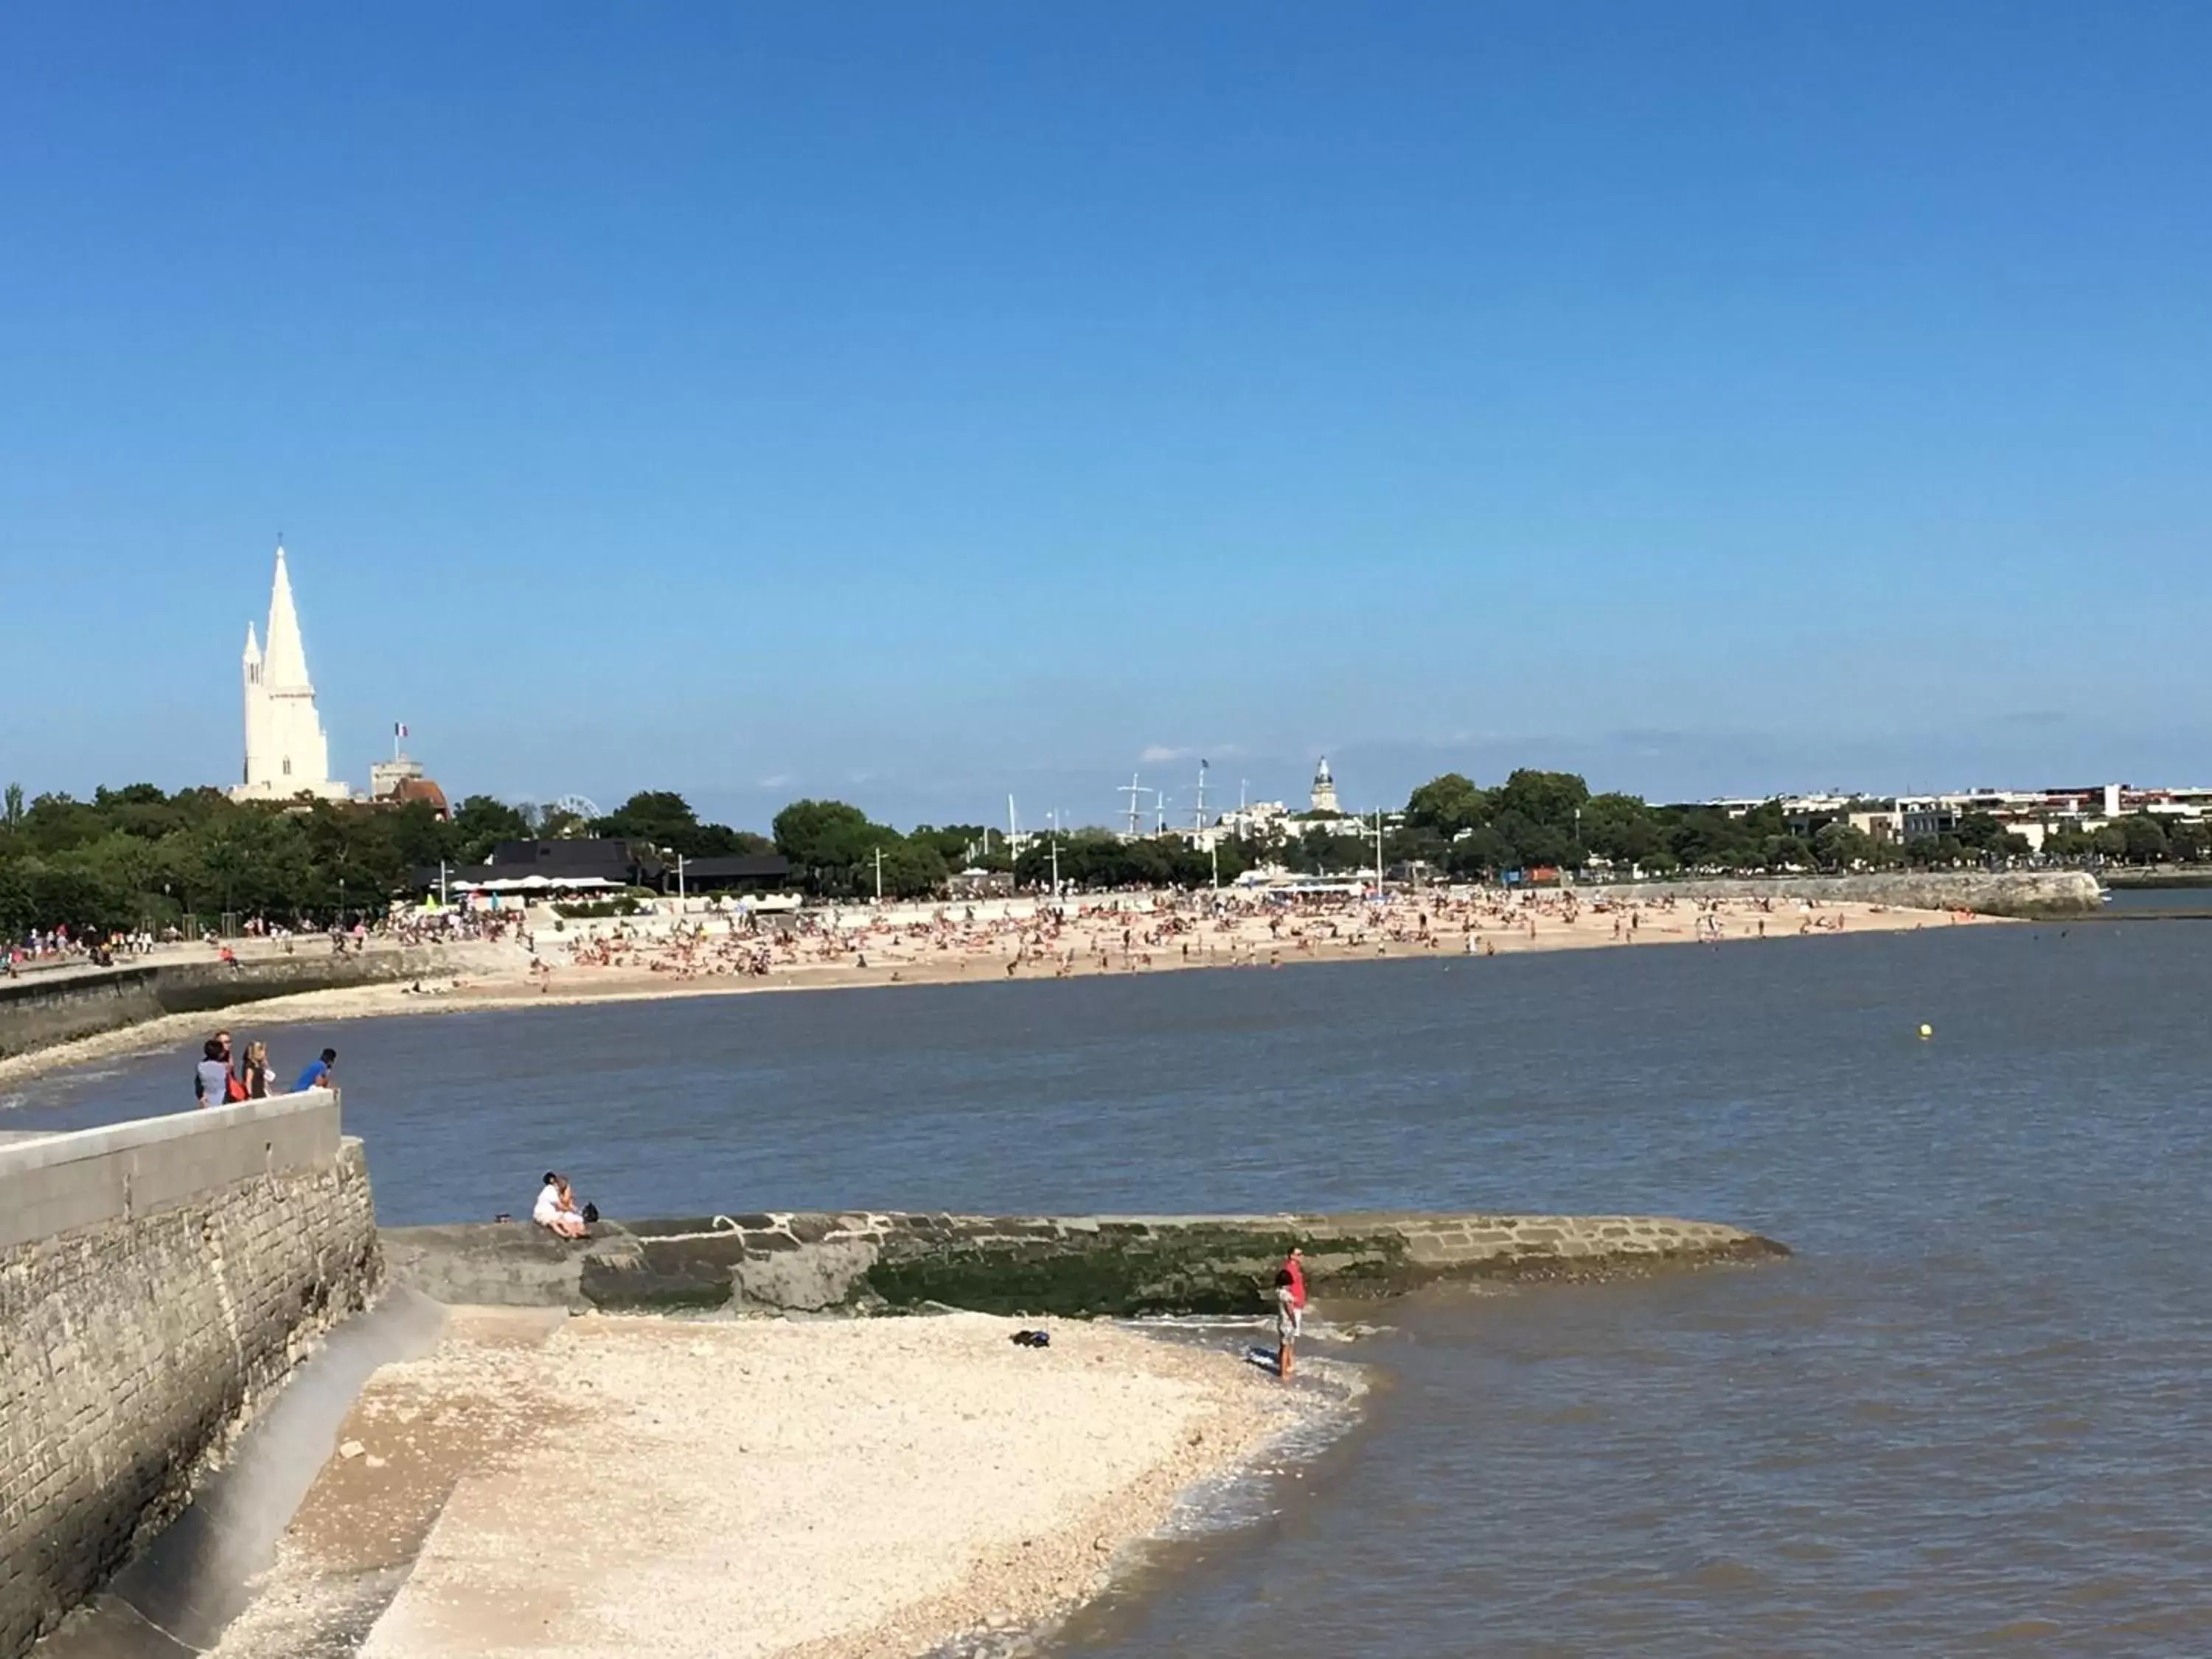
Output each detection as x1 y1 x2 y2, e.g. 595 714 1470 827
4 7 2208 821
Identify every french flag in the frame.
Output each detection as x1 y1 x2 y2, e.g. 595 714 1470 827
394 722 408 738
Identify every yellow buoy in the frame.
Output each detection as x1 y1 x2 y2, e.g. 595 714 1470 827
1918 1023 1933 1040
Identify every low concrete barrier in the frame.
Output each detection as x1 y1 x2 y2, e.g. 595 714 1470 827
1581 869 2101 919
0 1096 380 1659
383 1208 1788 1318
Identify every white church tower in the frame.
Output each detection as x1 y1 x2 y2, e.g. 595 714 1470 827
232 543 348 801
1310 756 1340 815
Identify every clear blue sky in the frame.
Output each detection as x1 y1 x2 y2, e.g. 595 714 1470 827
4 2 2208 829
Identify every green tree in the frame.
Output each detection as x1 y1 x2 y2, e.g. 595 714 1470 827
1405 773 1486 838
1813 821 1876 869
21 793 108 855
1953 812 2007 852
1902 835 1946 866
2119 814 2170 863
1580 792 1660 864
914 824 1015 873
1492 770 1590 835
868 836 949 898
773 799 875 875
1444 825 1512 879
0 861 31 934
2167 820 2211 863
592 790 695 847
2044 825 2096 859
452 795 532 862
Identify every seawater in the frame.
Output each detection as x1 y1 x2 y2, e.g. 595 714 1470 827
14 911 2212 1655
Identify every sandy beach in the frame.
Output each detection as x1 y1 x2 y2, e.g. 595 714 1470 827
208 1307 1329 1659
0 889 2005 1092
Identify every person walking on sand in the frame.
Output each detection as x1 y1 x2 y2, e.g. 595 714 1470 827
1273 1268 1301 1380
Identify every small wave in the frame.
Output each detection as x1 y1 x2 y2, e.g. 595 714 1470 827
1159 1354 1370 1540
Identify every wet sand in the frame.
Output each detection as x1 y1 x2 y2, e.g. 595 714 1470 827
210 1310 1326 1659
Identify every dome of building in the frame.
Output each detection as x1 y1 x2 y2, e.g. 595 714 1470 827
392 776 451 818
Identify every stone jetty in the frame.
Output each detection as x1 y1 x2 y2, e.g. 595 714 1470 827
382 1208 1789 1317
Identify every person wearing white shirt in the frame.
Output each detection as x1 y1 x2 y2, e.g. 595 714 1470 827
533 1172 588 1239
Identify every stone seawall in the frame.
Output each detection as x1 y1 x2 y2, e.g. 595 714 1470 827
0 1097 381 1659
0 942 512 1060
383 1208 1787 1318
1588 869 2101 919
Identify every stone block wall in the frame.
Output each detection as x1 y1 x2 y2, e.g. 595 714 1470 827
0 1099 381 1659
0 969 166 1060
0 942 513 1061
383 1208 1788 1319
1590 869 2101 919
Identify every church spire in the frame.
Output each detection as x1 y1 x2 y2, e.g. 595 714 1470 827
260 541 312 690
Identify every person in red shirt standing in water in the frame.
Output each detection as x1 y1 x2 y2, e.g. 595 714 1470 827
1284 1245 1307 1331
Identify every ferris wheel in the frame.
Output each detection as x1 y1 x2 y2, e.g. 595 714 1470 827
549 793 602 824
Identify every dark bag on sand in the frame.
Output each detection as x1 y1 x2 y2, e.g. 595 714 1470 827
582 1202 599 1224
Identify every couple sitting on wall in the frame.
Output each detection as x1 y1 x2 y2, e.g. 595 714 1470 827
534 1173 595 1239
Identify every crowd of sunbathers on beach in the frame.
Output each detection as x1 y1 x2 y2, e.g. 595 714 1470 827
531 886 1952 990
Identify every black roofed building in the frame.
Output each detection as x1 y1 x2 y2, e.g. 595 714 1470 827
410 838 662 897
487 839 662 884
672 853 791 894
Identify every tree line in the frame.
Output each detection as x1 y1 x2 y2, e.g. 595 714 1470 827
1394 770 2210 875
4 769 2205 936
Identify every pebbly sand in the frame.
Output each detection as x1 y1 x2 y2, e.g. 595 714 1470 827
208 1308 1329 1659
0 892 2003 1093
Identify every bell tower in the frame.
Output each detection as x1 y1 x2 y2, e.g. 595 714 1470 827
1310 757 1340 815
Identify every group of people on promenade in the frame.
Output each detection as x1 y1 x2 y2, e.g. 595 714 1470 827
190 1028 338 1107
7 925 172 974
